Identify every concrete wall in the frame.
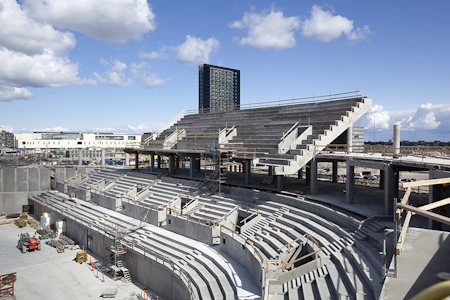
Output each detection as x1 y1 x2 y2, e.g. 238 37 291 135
0 167 50 213
54 165 97 183
220 232 262 289
121 202 160 226
166 215 216 245
91 192 120 211
28 196 190 300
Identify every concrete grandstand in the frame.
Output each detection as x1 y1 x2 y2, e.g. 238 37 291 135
9 93 449 299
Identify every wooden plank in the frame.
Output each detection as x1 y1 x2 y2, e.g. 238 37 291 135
396 211 412 255
397 203 450 226
416 197 450 214
401 177 450 188
396 187 411 219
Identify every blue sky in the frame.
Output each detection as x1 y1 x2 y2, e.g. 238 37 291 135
1 1 449 142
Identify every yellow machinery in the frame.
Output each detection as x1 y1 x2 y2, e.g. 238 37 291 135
75 251 87 264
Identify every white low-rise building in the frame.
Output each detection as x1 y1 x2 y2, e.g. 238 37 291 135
14 132 142 150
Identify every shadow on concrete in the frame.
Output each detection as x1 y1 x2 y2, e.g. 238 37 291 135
404 233 450 299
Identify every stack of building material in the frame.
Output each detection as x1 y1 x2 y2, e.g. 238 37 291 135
55 220 66 235
40 212 51 228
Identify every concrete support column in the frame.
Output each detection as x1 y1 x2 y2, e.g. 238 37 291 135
428 170 449 230
101 148 105 166
276 175 284 191
393 124 400 156
298 167 303 180
268 166 273 176
196 156 201 172
150 154 155 172
78 149 82 166
305 165 310 186
384 164 395 215
346 164 355 204
347 126 353 154
157 155 161 169
332 161 338 183
309 159 318 195
168 155 174 174
135 153 139 170
379 170 385 190
125 153 130 166
175 156 179 170
244 160 251 185
190 156 194 178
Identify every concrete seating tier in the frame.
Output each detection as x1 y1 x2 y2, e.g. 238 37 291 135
145 98 366 156
34 191 237 300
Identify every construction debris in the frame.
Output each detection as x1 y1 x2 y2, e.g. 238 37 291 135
6 213 20 219
14 219 26 228
45 235 75 253
102 288 118 298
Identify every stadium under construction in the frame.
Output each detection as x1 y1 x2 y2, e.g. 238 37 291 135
1 93 450 300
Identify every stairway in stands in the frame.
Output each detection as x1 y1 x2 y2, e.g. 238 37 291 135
256 98 371 175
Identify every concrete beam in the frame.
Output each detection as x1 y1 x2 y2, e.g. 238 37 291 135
346 164 355 204
332 161 338 183
150 154 155 172
309 159 317 195
244 159 251 185
276 175 284 191
384 164 396 215
348 159 387 170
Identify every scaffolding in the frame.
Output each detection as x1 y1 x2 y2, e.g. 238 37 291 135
204 148 229 195
104 225 131 283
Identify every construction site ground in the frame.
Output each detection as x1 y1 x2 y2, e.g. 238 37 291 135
0 216 161 300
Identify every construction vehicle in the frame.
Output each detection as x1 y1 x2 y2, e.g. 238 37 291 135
75 251 87 264
17 233 41 254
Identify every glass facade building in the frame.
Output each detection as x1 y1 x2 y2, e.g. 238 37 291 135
199 64 240 112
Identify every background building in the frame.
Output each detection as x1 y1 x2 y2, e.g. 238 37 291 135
14 132 142 150
0 125 14 148
199 64 240 112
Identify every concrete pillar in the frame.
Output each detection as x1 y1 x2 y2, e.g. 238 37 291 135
150 154 155 172
135 153 139 170
78 149 82 166
346 164 355 204
332 161 338 183
101 148 105 166
244 160 251 185
157 155 161 169
379 170 385 190
190 156 194 178
393 124 400 156
384 164 395 215
309 159 317 195
347 126 353 154
276 175 284 190
125 153 130 166
268 166 273 176
298 167 303 180
175 156 179 170
305 165 310 186
168 155 174 174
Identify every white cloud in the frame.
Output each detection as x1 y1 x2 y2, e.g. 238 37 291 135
0 86 33 102
138 48 169 60
0 0 94 102
0 0 76 56
94 58 133 87
231 8 300 50
127 122 165 133
357 103 450 141
302 5 370 42
130 62 169 87
177 35 220 65
34 126 69 132
22 0 156 43
0 48 94 88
